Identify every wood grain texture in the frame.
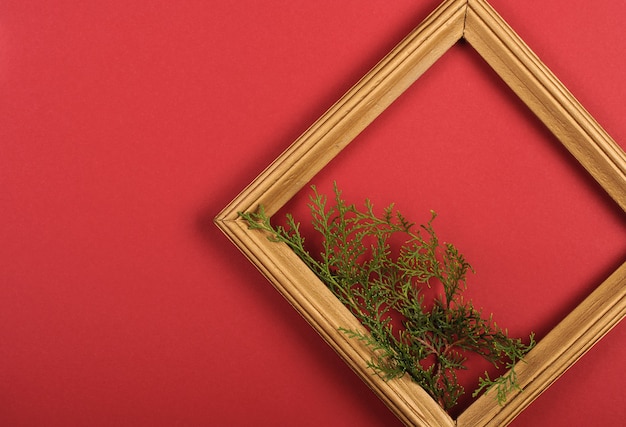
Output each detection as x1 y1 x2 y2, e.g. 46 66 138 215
464 0 626 212
216 0 625 425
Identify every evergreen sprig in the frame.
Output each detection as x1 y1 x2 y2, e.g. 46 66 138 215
239 183 535 411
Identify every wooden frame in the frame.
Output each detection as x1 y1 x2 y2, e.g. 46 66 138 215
215 0 626 425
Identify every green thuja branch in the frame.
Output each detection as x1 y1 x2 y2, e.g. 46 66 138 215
239 183 535 411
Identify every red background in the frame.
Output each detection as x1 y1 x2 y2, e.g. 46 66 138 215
1 1 625 426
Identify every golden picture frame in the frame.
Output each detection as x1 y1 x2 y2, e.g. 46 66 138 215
215 0 626 425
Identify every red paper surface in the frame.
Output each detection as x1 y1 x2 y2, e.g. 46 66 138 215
1 1 625 426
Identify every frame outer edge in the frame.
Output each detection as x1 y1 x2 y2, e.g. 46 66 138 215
458 261 626 426
215 0 467 223
218 218 455 426
215 0 626 425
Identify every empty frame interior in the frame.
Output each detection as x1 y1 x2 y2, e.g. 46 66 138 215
215 0 626 425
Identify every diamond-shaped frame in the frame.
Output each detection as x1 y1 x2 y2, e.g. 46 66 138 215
215 0 626 425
